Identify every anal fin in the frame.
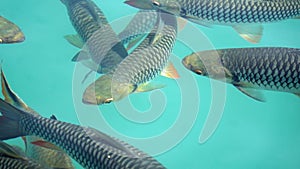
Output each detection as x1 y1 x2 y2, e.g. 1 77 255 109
235 86 266 102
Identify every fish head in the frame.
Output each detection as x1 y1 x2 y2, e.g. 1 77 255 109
82 75 114 105
182 50 230 80
124 0 154 9
0 30 25 44
82 74 136 105
151 0 181 15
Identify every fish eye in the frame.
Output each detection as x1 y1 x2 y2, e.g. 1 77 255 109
194 69 203 75
152 1 160 7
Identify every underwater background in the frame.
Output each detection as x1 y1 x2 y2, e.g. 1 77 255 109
1 0 300 168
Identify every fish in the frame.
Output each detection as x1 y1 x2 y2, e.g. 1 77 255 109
0 141 47 169
182 47 300 101
0 70 74 169
0 101 166 168
61 0 128 73
83 12 179 105
0 16 25 44
125 0 300 43
118 10 158 50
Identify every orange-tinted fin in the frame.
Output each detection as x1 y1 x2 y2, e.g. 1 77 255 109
31 140 62 152
161 62 180 79
1 69 28 109
177 17 187 32
232 25 263 44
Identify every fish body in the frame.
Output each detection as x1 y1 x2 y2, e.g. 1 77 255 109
126 0 300 43
0 99 166 169
0 141 47 169
83 12 178 104
149 0 300 24
61 0 128 73
182 47 300 101
0 16 25 44
1 71 74 169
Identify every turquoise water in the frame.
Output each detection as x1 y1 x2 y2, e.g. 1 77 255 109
1 0 300 169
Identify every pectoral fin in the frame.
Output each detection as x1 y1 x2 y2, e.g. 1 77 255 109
293 16 300 19
72 50 90 62
126 35 145 51
234 86 266 102
135 82 165 93
232 25 263 44
294 93 300 98
31 140 63 152
64 34 84 48
161 62 180 79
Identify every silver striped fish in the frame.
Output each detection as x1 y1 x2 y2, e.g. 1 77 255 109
0 71 74 169
0 99 166 169
0 16 25 44
182 47 300 101
0 141 47 169
125 0 300 43
61 0 128 73
83 12 179 104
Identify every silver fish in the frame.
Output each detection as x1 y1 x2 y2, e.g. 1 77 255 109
83 12 179 104
0 141 47 169
0 70 74 169
125 0 300 43
0 100 165 168
61 0 128 73
182 47 300 101
0 16 25 44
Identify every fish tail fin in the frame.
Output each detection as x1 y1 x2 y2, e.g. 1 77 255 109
0 141 26 159
1 69 28 109
0 98 26 140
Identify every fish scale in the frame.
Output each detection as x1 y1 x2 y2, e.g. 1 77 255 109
0 157 45 169
174 0 300 24
112 13 177 85
61 0 127 65
219 48 300 92
9 111 164 169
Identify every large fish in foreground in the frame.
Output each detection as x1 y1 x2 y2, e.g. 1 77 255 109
83 12 179 105
0 16 25 44
1 70 74 169
61 0 128 73
182 47 300 101
0 141 46 169
0 99 166 169
125 0 300 43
